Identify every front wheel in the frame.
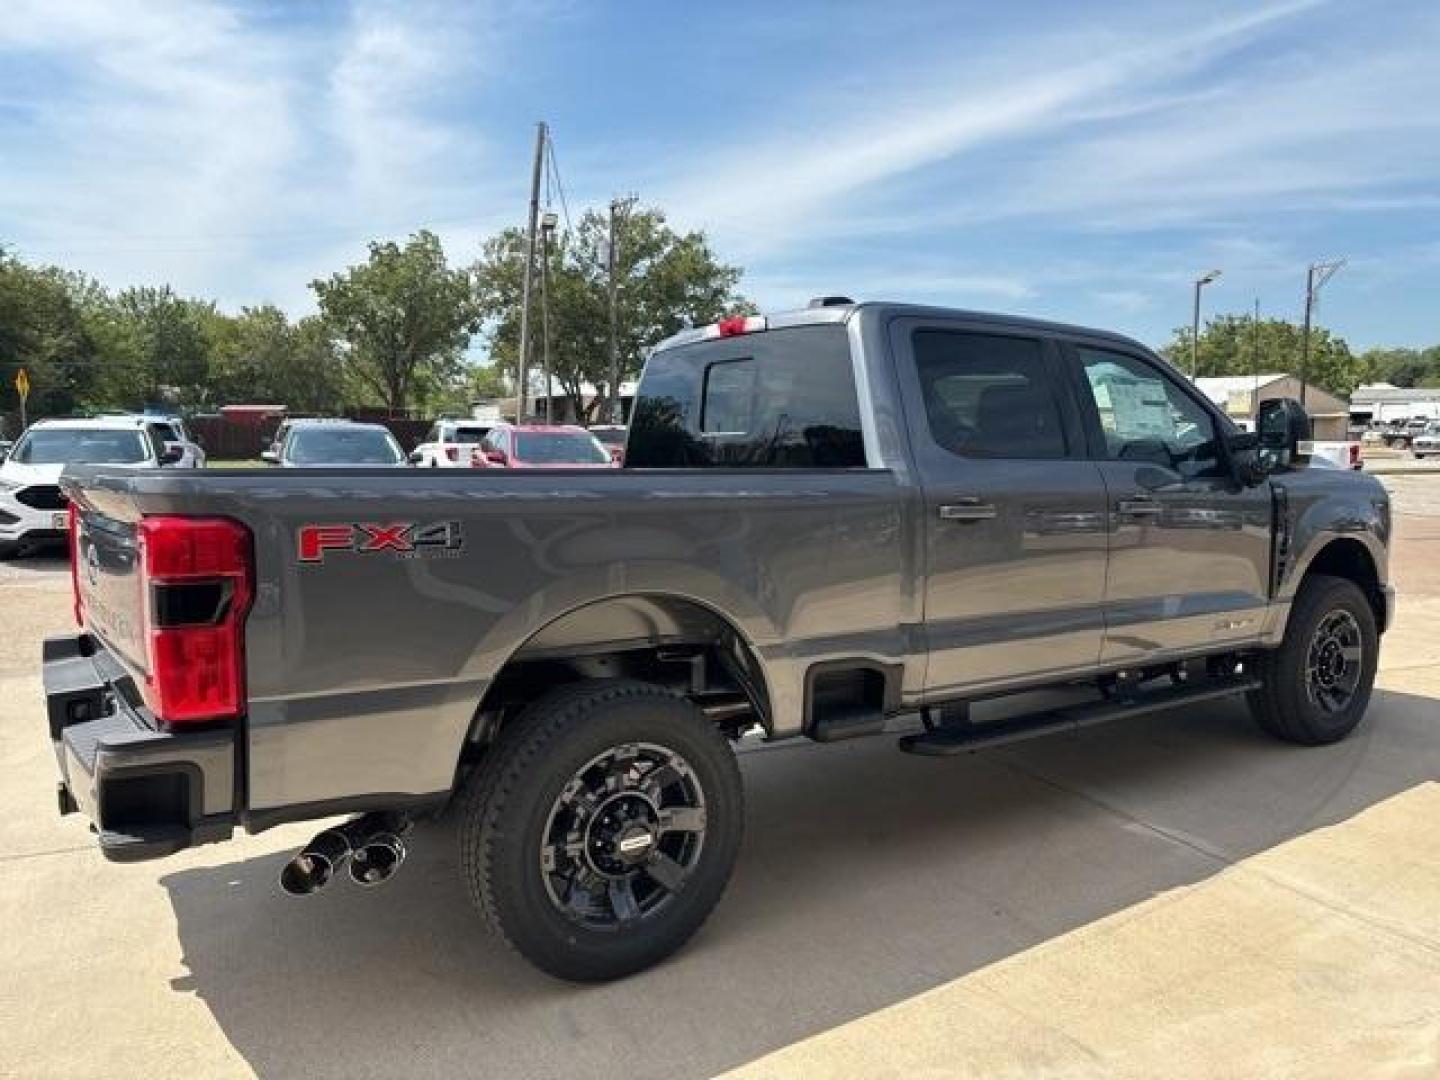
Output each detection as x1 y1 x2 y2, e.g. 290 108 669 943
1248 574 1378 745
458 680 744 981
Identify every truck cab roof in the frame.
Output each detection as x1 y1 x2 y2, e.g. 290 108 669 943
651 300 1154 359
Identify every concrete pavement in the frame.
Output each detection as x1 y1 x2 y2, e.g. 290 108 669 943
1 513 1437 1078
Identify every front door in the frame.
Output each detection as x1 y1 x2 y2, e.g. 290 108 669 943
890 321 1110 698
1065 343 1274 662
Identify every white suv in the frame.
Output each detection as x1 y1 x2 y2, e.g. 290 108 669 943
411 420 492 467
0 418 179 557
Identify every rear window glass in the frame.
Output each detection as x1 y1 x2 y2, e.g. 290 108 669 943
12 428 151 465
285 427 403 465
513 431 611 465
628 325 866 468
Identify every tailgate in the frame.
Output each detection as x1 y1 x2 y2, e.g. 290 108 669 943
71 501 148 678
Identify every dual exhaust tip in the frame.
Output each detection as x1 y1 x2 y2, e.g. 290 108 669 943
279 813 408 897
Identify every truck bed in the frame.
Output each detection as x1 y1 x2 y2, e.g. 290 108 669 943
64 465 913 816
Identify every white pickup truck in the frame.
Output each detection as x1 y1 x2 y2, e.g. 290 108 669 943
1231 420 1361 470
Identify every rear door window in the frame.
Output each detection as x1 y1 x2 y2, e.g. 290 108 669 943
628 325 865 467
912 330 1068 459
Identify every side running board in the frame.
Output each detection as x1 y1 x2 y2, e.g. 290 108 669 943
898 676 1261 757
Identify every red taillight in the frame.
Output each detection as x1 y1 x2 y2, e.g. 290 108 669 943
1349 443 1362 469
445 446 460 462
138 516 252 726
67 501 83 627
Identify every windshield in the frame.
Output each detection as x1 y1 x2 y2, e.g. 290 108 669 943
514 431 611 465
450 427 489 444
11 428 151 465
152 423 178 441
285 427 403 465
590 427 626 447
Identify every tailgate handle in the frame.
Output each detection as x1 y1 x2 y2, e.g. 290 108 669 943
939 499 997 522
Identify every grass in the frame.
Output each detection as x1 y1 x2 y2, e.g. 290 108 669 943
206 459 265 469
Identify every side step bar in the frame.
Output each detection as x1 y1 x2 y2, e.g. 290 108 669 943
897 676 1261 757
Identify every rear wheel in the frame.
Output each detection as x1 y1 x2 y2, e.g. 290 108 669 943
0 541 16 560
458 680 743 981
1248 574 1377 745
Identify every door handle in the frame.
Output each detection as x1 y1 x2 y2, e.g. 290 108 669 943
939 499 997 522
1117 498 1163 516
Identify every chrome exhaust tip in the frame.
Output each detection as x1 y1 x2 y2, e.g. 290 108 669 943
278 828 353 896
348 833 406 887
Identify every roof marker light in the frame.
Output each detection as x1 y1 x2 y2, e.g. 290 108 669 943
708 315 768 339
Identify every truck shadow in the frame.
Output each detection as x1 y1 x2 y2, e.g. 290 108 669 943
160 688 1440 1080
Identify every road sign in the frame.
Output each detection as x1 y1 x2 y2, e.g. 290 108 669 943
15 367 29 429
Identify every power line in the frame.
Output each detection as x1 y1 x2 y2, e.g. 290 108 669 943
544 130 574 234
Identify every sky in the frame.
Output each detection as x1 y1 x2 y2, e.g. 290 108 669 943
1 0 1437 352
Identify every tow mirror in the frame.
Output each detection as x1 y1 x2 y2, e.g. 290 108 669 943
1226 431 1265 486
260 449 280 465
1256 397 1311 471
160 443 185 465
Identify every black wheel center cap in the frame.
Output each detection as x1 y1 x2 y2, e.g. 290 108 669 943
586 793 659 875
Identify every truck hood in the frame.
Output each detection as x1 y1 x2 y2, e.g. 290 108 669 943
0 460 65 486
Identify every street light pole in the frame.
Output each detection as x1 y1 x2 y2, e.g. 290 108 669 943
1190 269 1221 378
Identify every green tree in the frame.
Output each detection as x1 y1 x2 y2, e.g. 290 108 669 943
473 205 749 422
0 252 100 430
312 230 480 415
1358 346 1440 389
1161 316 1365 397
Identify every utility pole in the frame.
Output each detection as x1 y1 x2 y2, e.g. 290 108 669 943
607 195 636 423
1251 297 1261 402
1190 269 1221 378
1298 258 1345 411
516 121 547 422
539 210 558 423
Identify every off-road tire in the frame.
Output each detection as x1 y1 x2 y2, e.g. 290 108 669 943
458 680 743 982
1248 574 1378 745
0 541 18 560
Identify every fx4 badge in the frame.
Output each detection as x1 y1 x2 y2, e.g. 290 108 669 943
298 521 464 563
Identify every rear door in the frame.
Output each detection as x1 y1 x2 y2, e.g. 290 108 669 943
889 319 1109 697
1062 342 1273 661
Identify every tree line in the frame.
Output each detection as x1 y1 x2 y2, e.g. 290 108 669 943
7 217 1438 439
1160 316 1440 397
1 204 749 436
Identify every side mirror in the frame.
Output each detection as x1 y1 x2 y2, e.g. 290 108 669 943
407 450 423 464
160 443 185 465
1226 431 1265 486
484 449 507 466
1257 397 1311 471
260 449 280 465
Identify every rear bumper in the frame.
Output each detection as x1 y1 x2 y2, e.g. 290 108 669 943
44 633 235 862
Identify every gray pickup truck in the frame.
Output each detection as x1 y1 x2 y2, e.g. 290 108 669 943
45 300 1392 981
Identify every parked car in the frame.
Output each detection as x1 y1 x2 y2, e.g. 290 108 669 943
588 424 628 463
1412 422 1440 459
410 419 493 467
126 415 206 468
477 423 617 468
46 301 1391 982
1 417 183 557
268 420 407 468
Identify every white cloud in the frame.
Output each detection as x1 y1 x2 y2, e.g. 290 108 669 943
660 0 1332 254
0 0 520 312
